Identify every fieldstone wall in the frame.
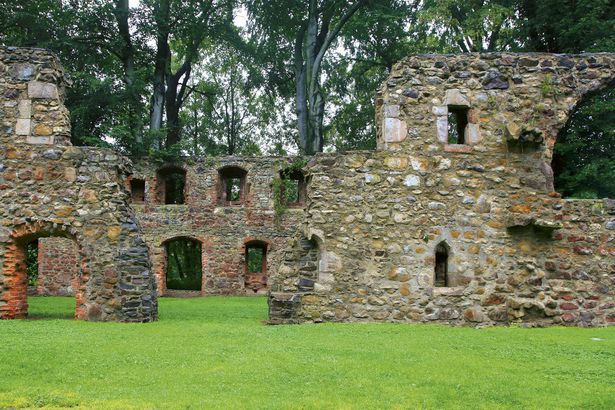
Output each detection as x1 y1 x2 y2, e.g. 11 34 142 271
129 157 304 296
269 53 615 327
0 46 157 321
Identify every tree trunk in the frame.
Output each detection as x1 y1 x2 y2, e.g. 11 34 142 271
150 0 170 141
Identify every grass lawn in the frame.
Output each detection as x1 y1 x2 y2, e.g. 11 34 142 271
1 297 614 409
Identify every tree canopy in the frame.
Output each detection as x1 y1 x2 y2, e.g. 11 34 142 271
0 0 613 196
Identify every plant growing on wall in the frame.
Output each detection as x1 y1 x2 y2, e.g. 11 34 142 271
273 158 308 219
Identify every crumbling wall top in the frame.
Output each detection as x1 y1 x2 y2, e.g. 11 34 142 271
376 52 615 158
0 46 71 146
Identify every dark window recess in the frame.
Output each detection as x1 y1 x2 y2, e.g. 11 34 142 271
280 169 306 206
218 167 247 205
165 238 202 291
130 179 145 203
434 242 449 287
448 106 469 144
157 167 186 205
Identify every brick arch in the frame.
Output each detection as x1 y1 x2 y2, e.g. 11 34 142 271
0 220 89 319
154 235 205 296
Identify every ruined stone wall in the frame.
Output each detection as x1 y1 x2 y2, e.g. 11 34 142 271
0 47 157 321
36 237 79 296
130 157 304 295
269 53 615 327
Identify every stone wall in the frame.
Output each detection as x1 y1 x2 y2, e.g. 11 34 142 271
269 53 615 327
129 157 304 296
0 46 157 321
36 237 79 296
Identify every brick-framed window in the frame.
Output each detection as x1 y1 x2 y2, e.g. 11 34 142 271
130 179 145 204
280 168 306 207
156 166 186 205
218 166 247 206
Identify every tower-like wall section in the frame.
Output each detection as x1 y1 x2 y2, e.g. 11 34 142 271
269 53 615 327
0 47 157 322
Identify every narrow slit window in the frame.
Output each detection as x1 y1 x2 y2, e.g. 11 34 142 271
448 106 469 144
130 179 145 203
435 242 449 287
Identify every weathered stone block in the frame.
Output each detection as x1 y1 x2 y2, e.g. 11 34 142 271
383 118 407 142
15 118 30 135
28 81 59 99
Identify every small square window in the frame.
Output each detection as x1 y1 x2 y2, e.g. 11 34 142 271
448 106 469 144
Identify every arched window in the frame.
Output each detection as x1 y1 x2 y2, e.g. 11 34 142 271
552 86 615 199
164 237 202 291
2 224 82 319
156 166 186 205
218 166 247 206
244 240 267 292
434 242 449 287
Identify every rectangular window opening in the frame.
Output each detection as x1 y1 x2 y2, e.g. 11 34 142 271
246 247 265 273
130 179 145 203
226 178 242 203
448 106 469 144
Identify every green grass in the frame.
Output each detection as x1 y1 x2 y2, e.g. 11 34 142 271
1 297 615 409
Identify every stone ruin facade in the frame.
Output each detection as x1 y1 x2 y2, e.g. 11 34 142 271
2 47 613 328
128 158 303 296
0 47 157 321
269 53 615 327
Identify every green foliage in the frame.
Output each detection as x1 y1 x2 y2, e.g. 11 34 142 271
165 239 202 291
553 86 615 199
5 296 615 408
273 158 307 217
246 247 264 273
25 241 38 287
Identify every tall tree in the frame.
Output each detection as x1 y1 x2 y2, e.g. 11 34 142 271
144 0 236 149
246 0 368 154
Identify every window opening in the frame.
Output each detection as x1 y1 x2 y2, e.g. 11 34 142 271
130 179 145 203
435 242 449 287
157 167 186 205
218 167 247 205
448 106 469 144
280 169 306 206
165 238 202 291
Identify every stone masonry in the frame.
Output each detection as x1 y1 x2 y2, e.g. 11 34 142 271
269 53 615 327
0 47 157 321
128 158 304 296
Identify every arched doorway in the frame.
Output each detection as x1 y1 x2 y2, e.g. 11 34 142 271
552 85 614 199
163 237 203 293
1 223 85 319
